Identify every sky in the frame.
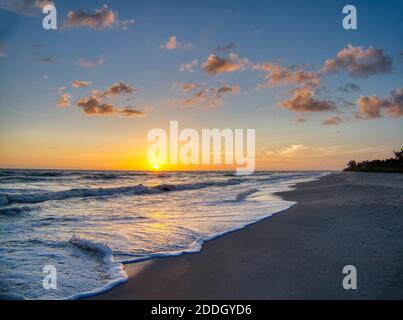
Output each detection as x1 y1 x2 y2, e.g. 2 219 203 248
0 0 402 170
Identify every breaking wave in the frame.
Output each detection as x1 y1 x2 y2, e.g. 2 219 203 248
235 188 260 201
1 179 244 205
0 206 37 215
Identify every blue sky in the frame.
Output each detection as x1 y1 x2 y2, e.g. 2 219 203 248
0 0 402 170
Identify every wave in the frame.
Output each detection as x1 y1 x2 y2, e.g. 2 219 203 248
0 176 57 183
67 235 128 300
1 179 244 205
235 188 260 201
83 174 120 180
0 206 37 215
0 170 151 181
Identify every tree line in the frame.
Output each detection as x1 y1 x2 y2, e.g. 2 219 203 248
345 146 403 173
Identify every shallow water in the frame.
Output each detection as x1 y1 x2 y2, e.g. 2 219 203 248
0 170 327 299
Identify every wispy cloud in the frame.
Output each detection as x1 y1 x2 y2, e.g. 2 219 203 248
336 97 355 108
213 43 236 52
35 56 54 64
252 63 320 89
72 80 92 88
57 92 72 107
178 82 203 92
322 116 346 125
102 81 137 97
75 57 106 68
338 83 361 92
120 19 135 30
175 82 240 109
276 144 310 155
294 116 306 123
162 36 192 50
179 60 198 72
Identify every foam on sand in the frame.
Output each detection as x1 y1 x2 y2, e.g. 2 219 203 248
67 235 128 300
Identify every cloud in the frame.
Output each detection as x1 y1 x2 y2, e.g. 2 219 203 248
253 63 320 89
323 44 392 77
250 61 335 113
75 58 106 68
57 93 72 107
295 116 306 123
35 56 53 64
385 89 403 117
120 19 135 30
180 90 209 108
119 106 149 117
162 36 178 50
69 81 145 117
72 80 92 88
276 144 310 155
102 81 137 97
338 83 361 92
282 87 336 113
322 116 345 125
77 96 114 114
356 88 403 119
179 82 203 92
215 85 240 94
356 96 385 118
162 36 192 50
0 43 6 57
176 83 240 109
76 95 147 117
251 61 342 114
213 43 236 52
0 0 53 15
336 97 355 108
203 54 249 75
63 5 117 30
179 60 198 72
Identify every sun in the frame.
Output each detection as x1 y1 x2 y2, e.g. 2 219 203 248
152 163 160 170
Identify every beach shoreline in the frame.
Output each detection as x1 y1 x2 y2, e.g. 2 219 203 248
89 172 403 300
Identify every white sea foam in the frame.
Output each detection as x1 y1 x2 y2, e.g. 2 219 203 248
67 235 128 300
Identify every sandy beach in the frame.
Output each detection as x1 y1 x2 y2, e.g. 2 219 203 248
91 172 403 300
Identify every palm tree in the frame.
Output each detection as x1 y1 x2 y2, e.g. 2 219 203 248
347 160 357 168
393 147 403 161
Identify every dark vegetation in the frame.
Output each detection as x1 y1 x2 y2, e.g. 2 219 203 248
344 147 403 173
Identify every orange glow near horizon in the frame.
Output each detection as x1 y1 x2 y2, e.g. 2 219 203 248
0 139 395 171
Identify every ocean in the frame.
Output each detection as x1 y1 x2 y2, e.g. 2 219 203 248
0 169 327 299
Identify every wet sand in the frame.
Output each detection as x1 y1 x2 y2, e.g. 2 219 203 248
91 172 403 299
